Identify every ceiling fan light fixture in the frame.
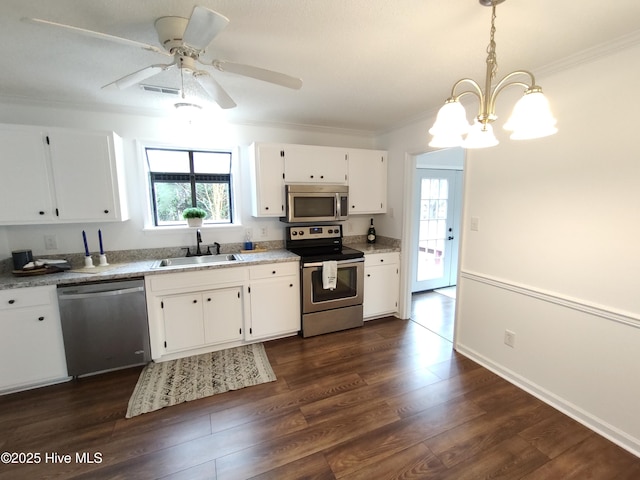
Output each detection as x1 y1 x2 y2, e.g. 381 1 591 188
174 102 202 111
428 0 557 149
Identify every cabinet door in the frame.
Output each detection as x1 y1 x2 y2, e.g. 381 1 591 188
48 130 124 222
250 144 285 217
203 287 244 345
284 145 347 184
0 127 56 223
364 261 399 318
348 149 387 214
249 276 300 339
162 294 204 352
0 307 67 391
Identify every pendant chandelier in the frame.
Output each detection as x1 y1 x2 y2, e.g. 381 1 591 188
428 0 557 149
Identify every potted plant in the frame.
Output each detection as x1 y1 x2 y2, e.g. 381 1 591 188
182 207 207 227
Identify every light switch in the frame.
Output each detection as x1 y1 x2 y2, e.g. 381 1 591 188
470 216 480 231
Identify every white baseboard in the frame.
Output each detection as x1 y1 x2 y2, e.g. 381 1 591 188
455 343 640 459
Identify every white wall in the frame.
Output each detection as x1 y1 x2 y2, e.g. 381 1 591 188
379 42 640 455
0 103 375 259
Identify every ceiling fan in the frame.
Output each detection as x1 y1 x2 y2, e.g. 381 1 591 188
23 6 303 109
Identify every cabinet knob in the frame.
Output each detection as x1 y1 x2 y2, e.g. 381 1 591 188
289 284 293 287
265 206 269 210
367 274 371 277
193 299 197 304
38 316 44 321
8 299 15 305
39 211 45 215
104 209 110 214
320 175 324 179
272 270 276 275
380 259 384 263
207 298 212 302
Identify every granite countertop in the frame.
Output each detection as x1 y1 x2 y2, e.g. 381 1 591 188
348 243 401 254
0 249 300 291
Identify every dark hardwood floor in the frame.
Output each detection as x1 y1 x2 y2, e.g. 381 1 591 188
1 303 639 479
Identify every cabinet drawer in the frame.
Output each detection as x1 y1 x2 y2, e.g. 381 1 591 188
250 262 299 280
0 286 53 311
364 252 399 266
148 266 248 292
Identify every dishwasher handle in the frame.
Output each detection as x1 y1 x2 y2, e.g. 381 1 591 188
58 286 144 300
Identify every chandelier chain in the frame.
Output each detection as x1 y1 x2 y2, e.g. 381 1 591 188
486 0 498 80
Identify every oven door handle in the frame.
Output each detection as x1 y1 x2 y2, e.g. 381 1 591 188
302 257 365 268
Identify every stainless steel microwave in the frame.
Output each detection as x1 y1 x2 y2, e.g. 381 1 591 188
282 184 348 223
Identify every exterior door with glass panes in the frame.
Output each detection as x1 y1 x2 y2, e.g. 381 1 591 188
411 169 462 292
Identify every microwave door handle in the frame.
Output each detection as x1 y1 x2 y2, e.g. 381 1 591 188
336 192 342 220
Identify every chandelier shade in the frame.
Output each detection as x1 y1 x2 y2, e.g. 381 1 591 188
463 121 499 149
503 89 558 139
428 0 557 149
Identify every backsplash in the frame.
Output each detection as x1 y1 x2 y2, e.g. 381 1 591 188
0 235 400 274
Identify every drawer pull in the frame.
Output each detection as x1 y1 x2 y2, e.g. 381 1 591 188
38 316 44 321
8 299 15 305
272 270 276 275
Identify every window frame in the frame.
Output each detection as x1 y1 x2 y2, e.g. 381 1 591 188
139 141 242 232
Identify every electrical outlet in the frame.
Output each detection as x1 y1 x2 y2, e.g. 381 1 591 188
471 216 480 231
504 330 516 348
44 234 57 250
260 226 268 238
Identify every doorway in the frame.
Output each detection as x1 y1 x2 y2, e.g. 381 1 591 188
411 167 463 292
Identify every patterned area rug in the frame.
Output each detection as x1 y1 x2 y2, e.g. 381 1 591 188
126 343 276 418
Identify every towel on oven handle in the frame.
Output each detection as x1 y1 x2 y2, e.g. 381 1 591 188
322 261 337 290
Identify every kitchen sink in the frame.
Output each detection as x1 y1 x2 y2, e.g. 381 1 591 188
151 254 242 269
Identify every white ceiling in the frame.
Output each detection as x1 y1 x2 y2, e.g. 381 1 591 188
2 0 640 133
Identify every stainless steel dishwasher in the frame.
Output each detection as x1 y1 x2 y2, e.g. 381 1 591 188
57 279 151 377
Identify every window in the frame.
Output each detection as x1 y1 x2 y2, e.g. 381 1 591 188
146 148 233 226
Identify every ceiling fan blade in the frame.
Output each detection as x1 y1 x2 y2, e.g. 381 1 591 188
183 6 229 50
102 63 173 90
194 72 236 109
212 60 303 90
22 17 172 57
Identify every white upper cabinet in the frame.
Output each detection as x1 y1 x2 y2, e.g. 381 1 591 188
283 144 347 184
249 143 285 217
0 127 56 223
347 149 387 214
0 124 129 225
49 130 128 222
250 142 387 218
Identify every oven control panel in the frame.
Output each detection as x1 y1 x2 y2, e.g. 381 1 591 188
286 225 341 240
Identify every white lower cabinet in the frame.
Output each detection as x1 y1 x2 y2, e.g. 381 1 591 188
145 260 300 361
363 252 400 319
247 262 300 340
0 286 68 393
162 287 243 354
203 288 244 345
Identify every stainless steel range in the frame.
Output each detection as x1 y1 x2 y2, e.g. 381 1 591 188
285 225 364 337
